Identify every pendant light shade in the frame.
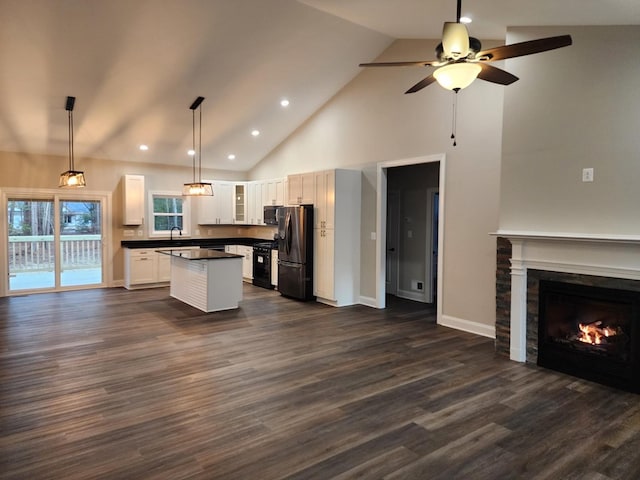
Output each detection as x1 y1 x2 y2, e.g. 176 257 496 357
183 96 213 196
59 96 86 188
433 62 481 91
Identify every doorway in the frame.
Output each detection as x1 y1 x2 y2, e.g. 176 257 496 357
3 189 110 295
376 154 445 323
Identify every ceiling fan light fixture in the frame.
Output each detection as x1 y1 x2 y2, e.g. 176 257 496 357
433 62 481 91
59 96 86 188
442 22 469 59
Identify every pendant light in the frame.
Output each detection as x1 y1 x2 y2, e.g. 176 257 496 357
183 96 213 196
59 96 86 188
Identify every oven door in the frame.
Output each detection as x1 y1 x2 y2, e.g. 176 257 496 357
252 250 273 289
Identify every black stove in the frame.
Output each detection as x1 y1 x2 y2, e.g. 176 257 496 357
252 241 277 289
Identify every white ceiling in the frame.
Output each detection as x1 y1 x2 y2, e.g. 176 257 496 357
1 0 638 172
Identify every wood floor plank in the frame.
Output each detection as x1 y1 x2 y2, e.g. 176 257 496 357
1 285 640 479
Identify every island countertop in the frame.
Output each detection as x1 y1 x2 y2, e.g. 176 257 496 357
156 248 243 260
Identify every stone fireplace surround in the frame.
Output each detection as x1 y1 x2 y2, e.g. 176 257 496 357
494 232 640 364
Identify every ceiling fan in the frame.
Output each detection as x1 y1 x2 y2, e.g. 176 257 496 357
359 0 572 93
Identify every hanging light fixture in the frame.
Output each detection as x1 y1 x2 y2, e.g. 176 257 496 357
433 62 481 91
59 96 86 188
182 96 213 196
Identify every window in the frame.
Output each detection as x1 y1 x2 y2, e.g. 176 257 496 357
149 192 190 236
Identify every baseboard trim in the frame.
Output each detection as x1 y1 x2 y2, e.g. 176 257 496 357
440 314 496 339
359 296 379 308
397 289 427 303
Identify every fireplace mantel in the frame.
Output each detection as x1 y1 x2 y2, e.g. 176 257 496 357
493 230 640 362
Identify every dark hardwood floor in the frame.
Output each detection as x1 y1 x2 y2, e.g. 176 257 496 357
1 285 639 479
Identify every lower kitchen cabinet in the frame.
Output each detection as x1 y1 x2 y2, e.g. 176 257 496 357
124 247 191 289
271 249 278 287
225 245 253 281
314 228 334 299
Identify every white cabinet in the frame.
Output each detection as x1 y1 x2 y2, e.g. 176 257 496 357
126 249 156 286
264 178 285 206
197 181 234 225
226 245 253 280
314 228 334 299
238 245 253 280
312 169 361 306
287 173 314 205
271 249 278 287
123 174 145 225
313 170 335 230
234 183 247 224
124 247 192 288
247 181 264 225
157 253 172 282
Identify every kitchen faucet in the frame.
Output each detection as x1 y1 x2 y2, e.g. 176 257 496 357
170 226 182 241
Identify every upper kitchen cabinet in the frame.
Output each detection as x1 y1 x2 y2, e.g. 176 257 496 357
234 183 246 224
197 180 234 225
313 170 335 230
247 181 264 225
264 178 285 206
123 174 145 225
287 173 314 205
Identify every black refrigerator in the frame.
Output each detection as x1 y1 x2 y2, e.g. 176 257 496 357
277 205 314 300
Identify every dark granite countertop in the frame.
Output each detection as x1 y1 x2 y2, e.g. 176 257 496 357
121 237 269 249
156 248 243 260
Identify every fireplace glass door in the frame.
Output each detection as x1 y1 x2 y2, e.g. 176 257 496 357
538 280 640 392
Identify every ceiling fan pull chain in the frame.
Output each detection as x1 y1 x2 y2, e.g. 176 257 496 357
451 90 458 146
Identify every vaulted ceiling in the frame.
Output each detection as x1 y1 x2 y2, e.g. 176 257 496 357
1 0 638 172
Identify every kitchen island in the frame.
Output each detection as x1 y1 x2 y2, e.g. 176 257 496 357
157 249 243 313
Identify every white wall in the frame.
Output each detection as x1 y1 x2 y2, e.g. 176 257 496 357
251 39 504 332
500 26 640 234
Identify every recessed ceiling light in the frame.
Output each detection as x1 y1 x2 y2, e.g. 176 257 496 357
187 149 196 156
227 154 236 160
251 129 260 137
139 144 149 151
460 16 472 24
280 99 290 107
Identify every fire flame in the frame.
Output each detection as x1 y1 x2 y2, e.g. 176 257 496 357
577 322 618 345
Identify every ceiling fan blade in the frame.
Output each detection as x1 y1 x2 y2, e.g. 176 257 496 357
476 35 572 62
359 60 437 68
405 74 437 94
477 63 519 85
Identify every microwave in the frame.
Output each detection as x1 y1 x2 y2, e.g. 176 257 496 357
263 205 282 225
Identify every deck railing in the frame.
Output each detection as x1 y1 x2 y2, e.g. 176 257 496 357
8 235 102 272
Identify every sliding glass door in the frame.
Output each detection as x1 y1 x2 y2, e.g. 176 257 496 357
6 194 105 293
8 199 56 290
60 200 102 287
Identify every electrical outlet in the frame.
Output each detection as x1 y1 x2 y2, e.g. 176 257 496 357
582 168 594 182
417 282 423 291
407 230 413 239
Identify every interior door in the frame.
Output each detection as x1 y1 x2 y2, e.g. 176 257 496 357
385 191 400 295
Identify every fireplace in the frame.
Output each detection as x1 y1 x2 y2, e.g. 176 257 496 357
538 280 640 392
494 232 640 393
